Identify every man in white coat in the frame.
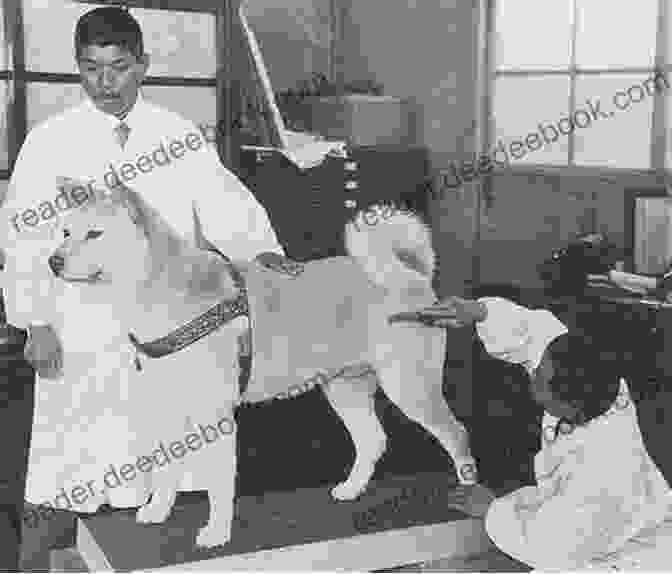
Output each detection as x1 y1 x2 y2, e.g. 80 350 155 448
0 6 293 570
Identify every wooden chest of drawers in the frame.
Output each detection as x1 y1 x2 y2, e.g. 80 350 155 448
237 144 432 262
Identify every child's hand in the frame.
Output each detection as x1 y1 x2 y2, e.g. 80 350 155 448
445 484 497 518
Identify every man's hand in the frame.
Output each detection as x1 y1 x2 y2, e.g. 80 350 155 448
389 296 488 328
255 252 305 278
24 324 63 380
445 484 497 518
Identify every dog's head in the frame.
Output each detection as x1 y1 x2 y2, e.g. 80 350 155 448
49 179 185 287
49 178 239 300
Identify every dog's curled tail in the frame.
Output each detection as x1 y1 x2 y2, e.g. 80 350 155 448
344 205 435 292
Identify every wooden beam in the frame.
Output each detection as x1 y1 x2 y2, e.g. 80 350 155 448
215 0 235 168
73 0 220 14
78 518 492 572
4 0 27 174
18 71 215 87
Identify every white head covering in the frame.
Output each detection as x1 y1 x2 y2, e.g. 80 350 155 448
475 297 568 374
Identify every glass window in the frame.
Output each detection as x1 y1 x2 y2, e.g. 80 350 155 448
574 74 654 169
23 0 106 74
141 85 216 143
26 82 84 129
130 8 215 78
492 75 571 165
242 0 332 92
23 1 215 78
575 0 658 69
494 0 573 71
492 0 661 169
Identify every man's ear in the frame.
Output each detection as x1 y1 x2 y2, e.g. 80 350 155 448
135 52 150 82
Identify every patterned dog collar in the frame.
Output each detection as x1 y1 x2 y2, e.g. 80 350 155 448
128 258 248 369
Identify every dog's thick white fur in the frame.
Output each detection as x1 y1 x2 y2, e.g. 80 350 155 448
52 189 473 548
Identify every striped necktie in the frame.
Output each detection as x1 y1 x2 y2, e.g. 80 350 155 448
114 122 131 149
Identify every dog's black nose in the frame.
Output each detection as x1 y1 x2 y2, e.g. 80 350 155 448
48 254 65 275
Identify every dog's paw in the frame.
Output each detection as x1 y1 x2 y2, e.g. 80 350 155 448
196 521 232 549
331 480 367 501
135 494 175 524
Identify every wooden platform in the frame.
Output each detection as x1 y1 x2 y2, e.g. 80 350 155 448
77 472 493 571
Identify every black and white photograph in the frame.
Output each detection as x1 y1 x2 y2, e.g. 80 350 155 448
1 1 672 571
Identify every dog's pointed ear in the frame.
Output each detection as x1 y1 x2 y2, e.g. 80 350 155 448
192 203 221 253
119 187 148 229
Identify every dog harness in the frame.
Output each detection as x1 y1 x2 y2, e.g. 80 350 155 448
127 253 253 392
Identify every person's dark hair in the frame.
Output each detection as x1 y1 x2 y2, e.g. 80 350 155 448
545 332 621 426
74 7 144 61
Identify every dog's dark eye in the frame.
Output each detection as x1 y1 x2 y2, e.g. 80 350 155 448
63 229 70 238
86 230 103 240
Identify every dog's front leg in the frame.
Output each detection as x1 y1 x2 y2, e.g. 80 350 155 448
195 418 237 549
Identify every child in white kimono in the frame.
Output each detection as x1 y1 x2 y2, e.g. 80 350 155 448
436 296 672 572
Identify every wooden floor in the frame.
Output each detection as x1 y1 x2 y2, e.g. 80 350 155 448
53 546 531 573
73 471 495 572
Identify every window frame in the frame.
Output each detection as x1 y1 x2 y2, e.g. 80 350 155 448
482 0 671 176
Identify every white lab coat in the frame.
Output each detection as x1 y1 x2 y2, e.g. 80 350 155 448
0 90 283 510
477 298 672 571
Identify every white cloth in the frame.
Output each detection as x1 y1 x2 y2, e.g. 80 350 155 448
279 129 347 170
0 90 284 509
475 297 568 374
485 381 672 571
474 299 672 571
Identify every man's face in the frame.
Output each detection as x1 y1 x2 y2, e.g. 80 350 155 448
77 44 149 118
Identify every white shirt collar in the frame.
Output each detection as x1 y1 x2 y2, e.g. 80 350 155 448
82 89 147 129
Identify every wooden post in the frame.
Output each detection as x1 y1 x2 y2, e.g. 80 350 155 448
216 0 236 169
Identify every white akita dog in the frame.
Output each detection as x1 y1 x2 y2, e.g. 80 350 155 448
48 182 475 548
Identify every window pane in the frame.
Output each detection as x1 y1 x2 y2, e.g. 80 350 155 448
492 75 571 166
0 80 8 170
141 86 216 143
23 1 215 78
242 0 332 92
494 0 572 71
26 82 84 129
130 8 215 78
575 0 657 69
23 0 107 74
574 74 654 169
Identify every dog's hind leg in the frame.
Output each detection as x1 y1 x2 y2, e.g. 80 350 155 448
375 330 478 485
322 369 387 501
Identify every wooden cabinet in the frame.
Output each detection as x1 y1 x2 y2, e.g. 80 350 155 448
237 144 431 261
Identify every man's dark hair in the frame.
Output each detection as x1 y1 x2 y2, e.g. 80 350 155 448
74 7 144 60
546 332 621 425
